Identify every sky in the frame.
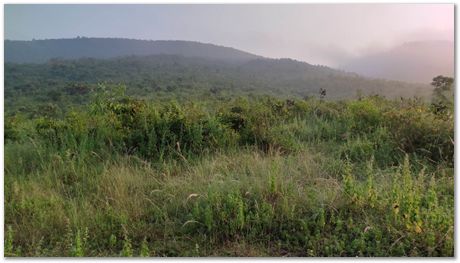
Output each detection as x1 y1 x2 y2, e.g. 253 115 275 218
4 4 455 67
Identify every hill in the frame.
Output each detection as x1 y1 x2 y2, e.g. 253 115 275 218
5 54 433 116
4 38 436 117
5 37 262 63
341 41 454 83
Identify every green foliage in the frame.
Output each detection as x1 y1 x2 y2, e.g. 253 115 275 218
5 226 15 256
384 101 453 164
72 228 89 257
431 76 454 102
109 234 117 247
121 232 133 257
140 238 150 257
431 75 454 116
4 89 453 257
4 54 432 117
347 98 383 134
5 116 20 142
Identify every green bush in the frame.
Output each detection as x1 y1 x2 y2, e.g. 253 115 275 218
347 98 383 134
5 116 20 142
384 106 453 164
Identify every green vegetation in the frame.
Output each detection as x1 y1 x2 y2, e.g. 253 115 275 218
5 54 433 117
4 79 453 256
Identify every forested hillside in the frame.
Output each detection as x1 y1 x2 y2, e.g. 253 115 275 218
5 54 432 117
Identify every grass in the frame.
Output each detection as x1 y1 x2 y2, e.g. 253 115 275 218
4 90 454 256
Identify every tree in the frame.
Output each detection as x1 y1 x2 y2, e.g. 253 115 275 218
432 75 454 89
319 88 326 101
431 75 454 114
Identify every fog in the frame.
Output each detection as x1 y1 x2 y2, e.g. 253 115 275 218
5 4 454 70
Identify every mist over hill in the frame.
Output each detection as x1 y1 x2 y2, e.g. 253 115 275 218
341 41 454 83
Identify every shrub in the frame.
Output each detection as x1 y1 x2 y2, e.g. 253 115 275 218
384 106 453 165
340 136 374 163
347 99 382 134
5 116 20 142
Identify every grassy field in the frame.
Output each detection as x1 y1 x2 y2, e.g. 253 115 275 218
4 86 454 256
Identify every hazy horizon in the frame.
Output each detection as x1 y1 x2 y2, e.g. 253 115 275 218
5 4 454 68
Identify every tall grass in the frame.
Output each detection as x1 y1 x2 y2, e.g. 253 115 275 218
4 91 454 256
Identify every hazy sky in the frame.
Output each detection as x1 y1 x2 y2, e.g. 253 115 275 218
5 4 455 66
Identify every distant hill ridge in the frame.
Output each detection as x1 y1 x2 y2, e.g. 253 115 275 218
341 40 454 83
4 37 435 103
5 37 263 63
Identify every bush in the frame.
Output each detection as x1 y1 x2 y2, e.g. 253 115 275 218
340 136 374 162
5 116 20 142
347 98 383 134
384 106 453 165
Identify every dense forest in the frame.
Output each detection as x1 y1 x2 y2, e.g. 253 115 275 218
5 54 432 117
4 38 454 257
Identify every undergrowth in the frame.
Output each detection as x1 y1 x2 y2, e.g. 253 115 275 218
4 86 454 256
